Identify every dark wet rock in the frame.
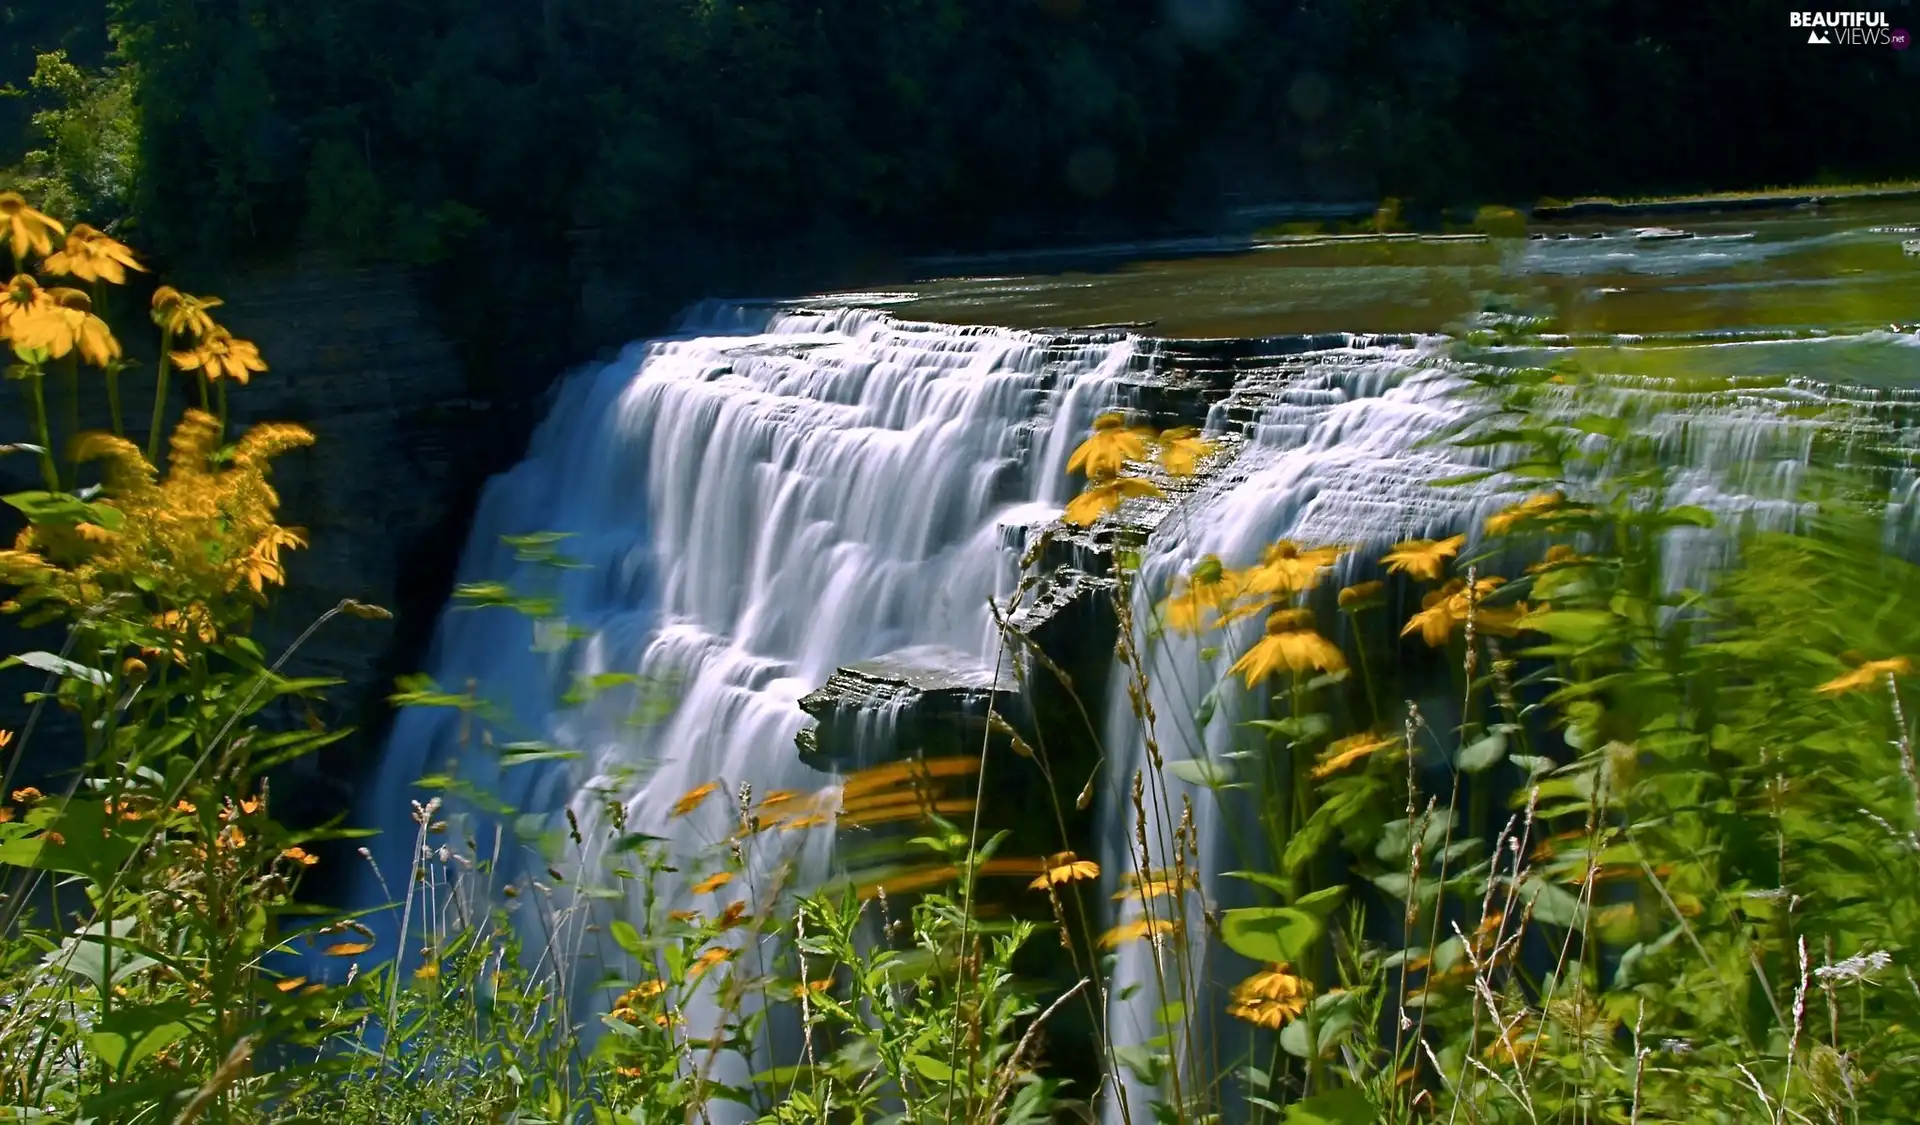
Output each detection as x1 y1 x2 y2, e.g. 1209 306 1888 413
796 645 1020 772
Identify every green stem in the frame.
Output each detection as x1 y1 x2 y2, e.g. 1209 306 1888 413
61 357 80 489
216 377 228 443
148 328 174 464
105 367 123 437
197 370 209 413
24 375 60 492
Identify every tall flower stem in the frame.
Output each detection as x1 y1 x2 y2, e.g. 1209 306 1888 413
216 377 229 443
21 374 60 492
61 356 80 489
94 282 122 436
147 327 173 463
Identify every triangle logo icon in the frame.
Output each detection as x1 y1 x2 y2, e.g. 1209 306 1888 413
1808 29 1831 43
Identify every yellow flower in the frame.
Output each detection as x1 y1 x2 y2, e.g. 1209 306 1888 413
791 978 832 999
0 274 52 339
41 224 144 285
667 909 699 923
170 328 267 384
1484 1016 1538 1065
1159 555 1241 634
1484 491 1566 536
413 961 440 981
325 942 374 957
717 900 749 929
150 286 224 337
691 871 733 895
755 789 798 810
0 729 11 751
1817 656 1913 696
274 977 307 992
1382 534 1466 582
1400 578 1524 646
1098 918 1177 949
0 192 63 261
1156 426 1216 477
619 980 668 1006
1337 580 1384 609
1029 851 1100 889
671 781 720 817
1528 543 1589 573
237 525 308 594
280 846 319 867
1228 608 1346 686
1226 964 1312 1029
1311 733 1396 779
779 812 832 831
11 289 120 367
1067 412 1153 477
1112 873 1196 902
687 947 734 980
1064 473 1163 527
11 787 43 804
1242 541 1346 596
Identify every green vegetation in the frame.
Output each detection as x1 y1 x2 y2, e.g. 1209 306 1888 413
5 196 1920 1122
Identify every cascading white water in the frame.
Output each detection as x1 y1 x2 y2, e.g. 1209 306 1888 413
350 303 1142 1053
1093 327 1920 1120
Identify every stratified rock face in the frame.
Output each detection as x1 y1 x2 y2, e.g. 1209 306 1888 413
211 256 494 814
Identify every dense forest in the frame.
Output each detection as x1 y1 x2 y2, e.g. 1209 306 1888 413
6 0 1919 278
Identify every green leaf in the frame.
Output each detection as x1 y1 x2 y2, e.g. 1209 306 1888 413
88 1010 190 1072
905 1054 954 1082
1219 907 1322 964
4 650 110 687
498 742 581 767
1222 870 1291 897
1165 757 1235 788
1280 991 1360 1060
1292 886 1348 918
1457 730 1508 773
1282 1087 1376 1124
609 920 647 955
1515 608 1623 646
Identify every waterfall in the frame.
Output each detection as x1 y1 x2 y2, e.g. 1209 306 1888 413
1093 327 1920 1121
348 303 1141 1016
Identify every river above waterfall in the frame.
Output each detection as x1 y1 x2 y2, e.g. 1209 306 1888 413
823 198 1920 380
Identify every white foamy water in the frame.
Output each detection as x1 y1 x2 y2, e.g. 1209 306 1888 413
349 304 1141 1083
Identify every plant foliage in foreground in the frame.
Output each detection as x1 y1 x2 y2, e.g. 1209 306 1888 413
4 206 1920 1125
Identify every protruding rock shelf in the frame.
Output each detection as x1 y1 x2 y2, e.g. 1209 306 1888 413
796 645 1021 772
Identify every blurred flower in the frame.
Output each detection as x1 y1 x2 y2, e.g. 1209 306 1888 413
1528 543 1590 573
275 977 306 992
1227 964 1312 1028
0 192 63 260
280 847 319 867
150 286 223 337
1068 412 1153 477
413 961 440 981
1818 656 1913 696
1113 873 1196 902
1242 541 1346 596
1156 426 1215 476
1337 580 1384 610
11 787 42 804
1029 851 1100 889
687 947 734 980
41 224 144 285
691 871 733 895
1160 555 1239 634
1065 472 1162 527
1312 732 1396 779
1098 918 1177 949
671 781 720 818
1484 491 1565 536
1229 608 1346 686
791 978 832 999
170 328 266 384
1382 535 1466 582
325 942 373 957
